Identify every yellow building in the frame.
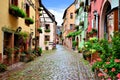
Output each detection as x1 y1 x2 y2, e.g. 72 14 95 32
0 0 39 65
62 1 76 49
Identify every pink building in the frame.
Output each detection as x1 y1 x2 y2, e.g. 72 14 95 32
87 0 119 40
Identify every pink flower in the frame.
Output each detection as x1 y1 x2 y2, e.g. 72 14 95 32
104 69 108 73
97 58 102 61
117 73 120 79
111 68 116 72
98 73 104 77
114 59 120 63
106 62 110 64
107 78 111 80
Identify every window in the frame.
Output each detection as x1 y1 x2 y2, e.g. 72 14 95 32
26 4 30 17
45 24 50 30
9 0 18 6
70 13 73 19
70 24 73 30
45 35 50 41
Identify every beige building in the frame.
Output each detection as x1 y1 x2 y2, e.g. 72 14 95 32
39 4 57 50
0 0 40 65
62 1 76 49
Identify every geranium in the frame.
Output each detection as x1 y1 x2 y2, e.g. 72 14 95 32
117 73 120 79
104 69 108 73
96 58 102 61
114 59 120 63
106 62 110 64
107 78 111 80
111 68 116 72
98 72 104 77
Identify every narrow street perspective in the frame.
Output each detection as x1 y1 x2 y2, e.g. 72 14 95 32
3 45 94 80
0 0 120 80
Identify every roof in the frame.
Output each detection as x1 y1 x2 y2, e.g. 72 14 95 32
62 0 76 19
39 1 57 24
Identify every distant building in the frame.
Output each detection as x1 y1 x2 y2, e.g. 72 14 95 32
39 3 57 50
62 1 76 49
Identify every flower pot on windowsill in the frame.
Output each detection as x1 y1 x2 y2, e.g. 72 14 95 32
37 28 42 33
9 5 26 18
44 29 50 32
25 17 34 25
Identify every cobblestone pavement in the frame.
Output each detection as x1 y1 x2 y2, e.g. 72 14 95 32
3 45 95 80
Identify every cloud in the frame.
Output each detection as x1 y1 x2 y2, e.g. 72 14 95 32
49 8 65 26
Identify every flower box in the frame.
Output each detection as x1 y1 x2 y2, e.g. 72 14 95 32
37 28 42 33
25 17 34 25
44 29 50 32
9 5 26 18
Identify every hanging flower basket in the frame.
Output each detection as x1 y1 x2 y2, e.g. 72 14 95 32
9 5 26 18
25 17 34 25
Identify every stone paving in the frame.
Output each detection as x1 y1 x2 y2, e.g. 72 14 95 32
1 45 95 80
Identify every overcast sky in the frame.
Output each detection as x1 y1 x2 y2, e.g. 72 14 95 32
42 0 74 26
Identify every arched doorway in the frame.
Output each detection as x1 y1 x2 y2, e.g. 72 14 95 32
100 1 111 39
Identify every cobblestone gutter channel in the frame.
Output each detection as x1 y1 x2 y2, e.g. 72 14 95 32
0 45 95 80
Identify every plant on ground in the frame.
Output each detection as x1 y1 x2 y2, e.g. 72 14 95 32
0 63 7 72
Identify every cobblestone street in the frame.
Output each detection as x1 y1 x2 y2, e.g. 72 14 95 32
4 45 94 80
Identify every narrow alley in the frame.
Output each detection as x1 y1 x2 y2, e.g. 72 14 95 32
3 45 94 80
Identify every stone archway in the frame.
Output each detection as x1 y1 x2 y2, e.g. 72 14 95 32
100 0 111 39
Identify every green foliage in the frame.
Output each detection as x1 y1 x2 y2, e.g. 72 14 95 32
9 5 26 18
91 32 120 79
80 1 84 7
25 17 34 24
72 41 77 47
37 47 42 56
18 32 28 43
0 63 7 72
44 29 50 32
37 28 42 33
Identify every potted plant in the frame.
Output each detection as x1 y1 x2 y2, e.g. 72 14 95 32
37 28 42 33
9 5 26 18
44 29 50 32
25 17 34 25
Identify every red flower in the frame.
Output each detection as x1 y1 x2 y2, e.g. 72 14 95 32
97 58 102 61
111 68 116 72
117 73 120 79
106 62 110 64
104 69 108 73
98 73 104 77
114 59 120 63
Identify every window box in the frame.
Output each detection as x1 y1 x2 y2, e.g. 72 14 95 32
9 5 26 18
25 17 34 25
44 29 50 32
37 28 42 33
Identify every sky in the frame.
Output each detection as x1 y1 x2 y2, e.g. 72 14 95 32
42 0 74 26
